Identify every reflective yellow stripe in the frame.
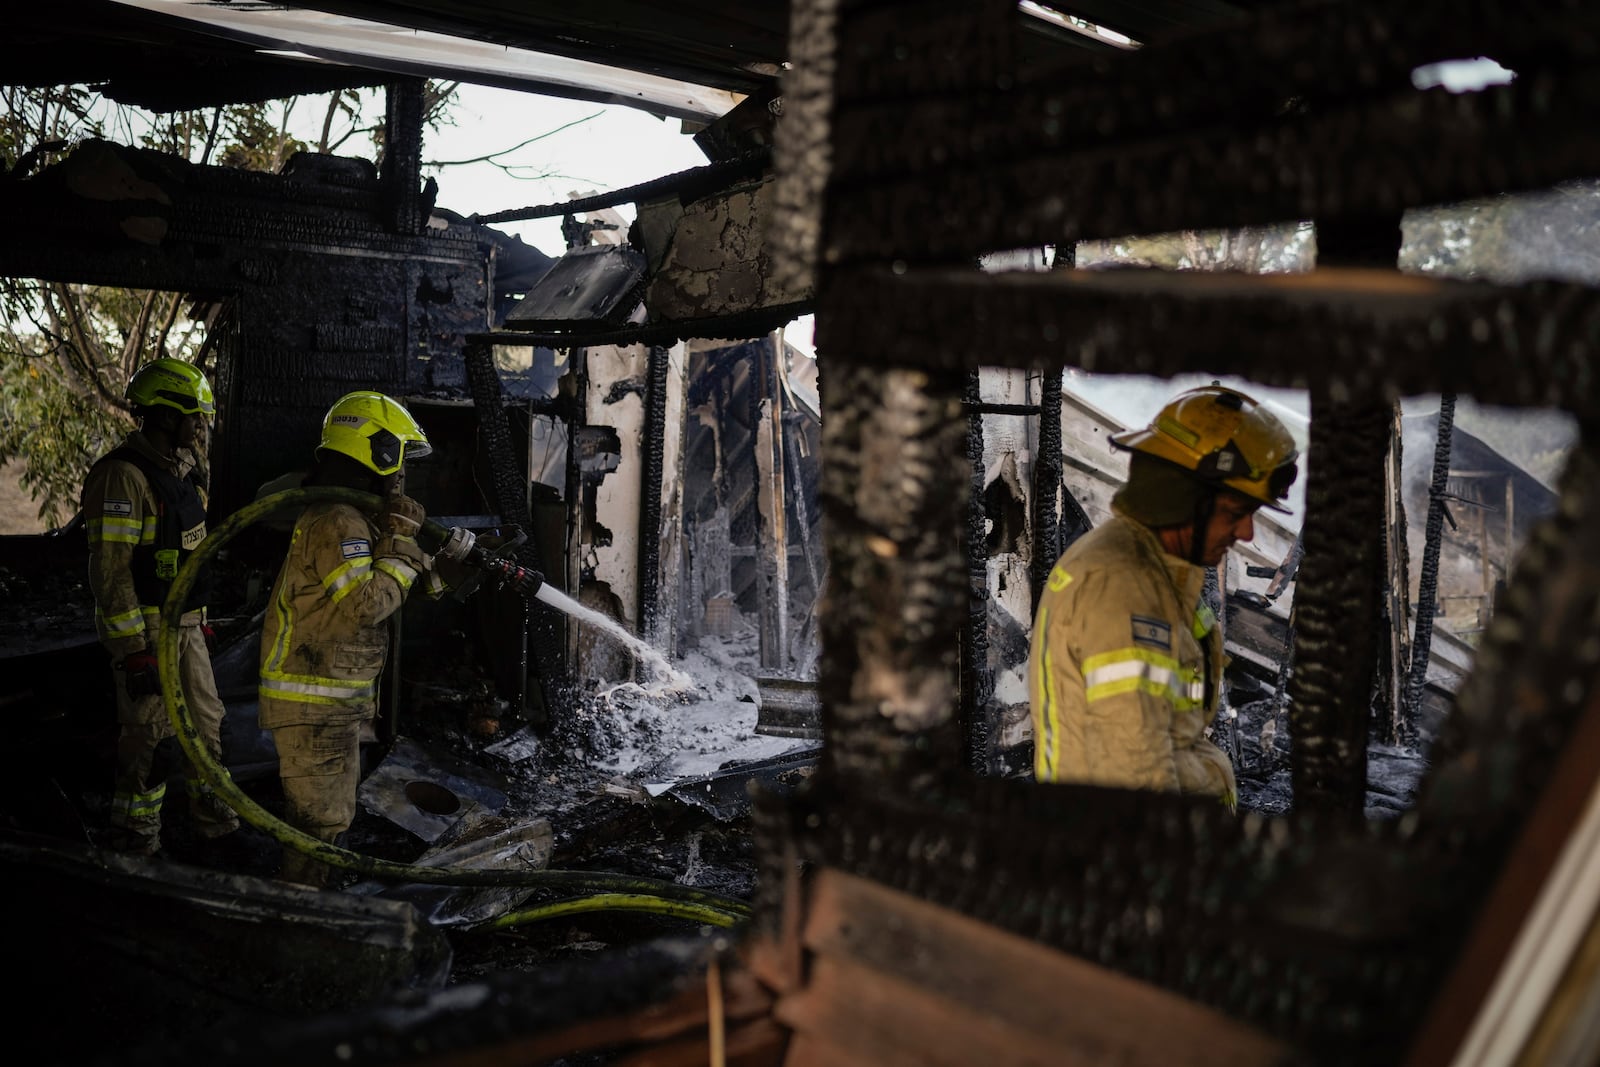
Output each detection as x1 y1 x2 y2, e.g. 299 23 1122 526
1046 565 1072 593
1083 647 1204 711
99 606 147 638
323 556 373 605
1033 602 1059 780
140 515 158 543
374 558 418 591
264 567 296 676
88 516 142 544
113 780 166 820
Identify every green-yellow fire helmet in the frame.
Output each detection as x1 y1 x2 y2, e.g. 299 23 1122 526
1111 384 1299 512
317 391 432 476
125 358 214 417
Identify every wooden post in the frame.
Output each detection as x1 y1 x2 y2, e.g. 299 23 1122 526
1384 401 1414 742
382 79 426 236
754 336 791 671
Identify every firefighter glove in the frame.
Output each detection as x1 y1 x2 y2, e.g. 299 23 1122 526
120 649 161 699
378 493 426 537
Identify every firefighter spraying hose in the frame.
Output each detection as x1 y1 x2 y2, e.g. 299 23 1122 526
152 484 747 925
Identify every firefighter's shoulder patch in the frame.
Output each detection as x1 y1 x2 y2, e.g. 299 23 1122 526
103 498 134 516
340 538 371 559
1130 615 1172 650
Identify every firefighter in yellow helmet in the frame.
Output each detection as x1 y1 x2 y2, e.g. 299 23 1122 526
81 358 240 855
257 391 439 887
1027 384 1299 810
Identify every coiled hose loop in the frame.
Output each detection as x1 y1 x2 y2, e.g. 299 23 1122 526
155 485 748 922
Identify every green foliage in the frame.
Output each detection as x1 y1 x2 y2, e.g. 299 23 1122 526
2 82 459 526
0 275 203 525
0 345 129 526
218 104 309 171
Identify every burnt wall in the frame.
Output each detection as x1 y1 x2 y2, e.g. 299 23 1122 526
0 139 494 516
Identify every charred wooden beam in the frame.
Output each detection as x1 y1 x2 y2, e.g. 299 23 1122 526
638 344 670 644
819 266 1600 421
821 0 1600 265
835 1 1598 118
817 361 968 787
770 868 1292 1067
468 299 813 351
1381 403 1415 744
769 0 839 297
1407 432 1600 1062
1282 216 1403 816
961 370 994 773
382 78 426 237
1289 395 1387 819
828 66 1600 263
756 768 1463 1062
472 148 772 225
1405 394 1459 726
1028 367 1064 612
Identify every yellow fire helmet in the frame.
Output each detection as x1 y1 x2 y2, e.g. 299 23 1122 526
125 358 214 417
317 391 432 476
1110 384 1299 512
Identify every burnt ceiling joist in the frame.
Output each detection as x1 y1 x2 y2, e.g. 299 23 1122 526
9 0 1299 117
823 265 1600 417
10 1 387 111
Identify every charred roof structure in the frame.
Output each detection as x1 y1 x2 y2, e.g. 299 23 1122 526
4 1 1600 1066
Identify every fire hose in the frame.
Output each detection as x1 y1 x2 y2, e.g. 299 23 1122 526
154 485 745 927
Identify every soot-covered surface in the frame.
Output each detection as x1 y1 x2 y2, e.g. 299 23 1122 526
4 568 815 1064
334 608 815 975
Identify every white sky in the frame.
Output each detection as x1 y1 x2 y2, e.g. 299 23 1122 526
421 83 712 254
411 82 816 353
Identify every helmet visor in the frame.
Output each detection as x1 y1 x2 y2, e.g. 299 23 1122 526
367 429 431 473
1267 460 1298 500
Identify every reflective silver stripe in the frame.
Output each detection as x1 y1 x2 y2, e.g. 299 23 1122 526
1082 647 1204 711
260 672 377 705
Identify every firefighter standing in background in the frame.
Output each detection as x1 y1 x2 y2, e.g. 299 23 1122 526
258 391 442 888
1028 384 1300 811
82 358 239 855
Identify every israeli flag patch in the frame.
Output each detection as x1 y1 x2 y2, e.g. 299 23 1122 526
341 538 372 560
1131 615 1172 650
103 499 134 516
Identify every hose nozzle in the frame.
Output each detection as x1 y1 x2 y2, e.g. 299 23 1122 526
431 524 478 564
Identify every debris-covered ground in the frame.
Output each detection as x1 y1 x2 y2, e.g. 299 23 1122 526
6 569 821 1064
4 533 1450 1066
1227 678 1446 820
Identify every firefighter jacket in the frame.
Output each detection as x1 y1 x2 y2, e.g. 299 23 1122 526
82 431 211 660
258 501 433 729
1028 510 1237 806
